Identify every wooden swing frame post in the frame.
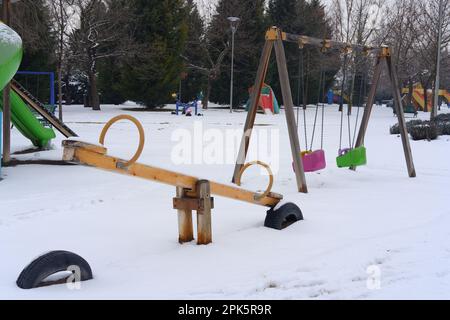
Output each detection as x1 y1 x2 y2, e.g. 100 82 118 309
232 27 308 194
351 47 416 177
233 27 416 190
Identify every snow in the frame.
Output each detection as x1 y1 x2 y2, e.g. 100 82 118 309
0 22 22 47
1 102 450 300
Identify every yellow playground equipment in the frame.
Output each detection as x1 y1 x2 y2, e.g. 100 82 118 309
402 84 450 112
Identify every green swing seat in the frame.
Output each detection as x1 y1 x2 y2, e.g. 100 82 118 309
336 146 367 168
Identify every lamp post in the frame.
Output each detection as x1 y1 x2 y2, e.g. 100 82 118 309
228 17 240 114
433 0 444 119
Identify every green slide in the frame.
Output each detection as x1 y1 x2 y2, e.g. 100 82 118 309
0 21 55 148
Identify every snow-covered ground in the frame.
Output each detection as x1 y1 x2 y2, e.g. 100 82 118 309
1 102 450 300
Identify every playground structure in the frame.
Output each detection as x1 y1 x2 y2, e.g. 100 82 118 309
15 71 56 107
331 90 351 104
1 17 76 161
1 11 303 288
62 115 303 245
0 12 302 243
172 93 200 116
232 27 416 193
176 100 198 116
15 71 57 126
401 84 450 112
245 84 281 115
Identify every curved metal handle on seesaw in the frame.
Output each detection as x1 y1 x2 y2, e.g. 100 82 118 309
235 161 274 201
99 115 145 168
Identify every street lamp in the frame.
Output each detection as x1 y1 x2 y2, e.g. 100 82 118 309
228 16 240 113
433 0 444 119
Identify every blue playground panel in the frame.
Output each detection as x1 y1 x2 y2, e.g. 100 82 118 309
16 71 56 106
175 100 198 116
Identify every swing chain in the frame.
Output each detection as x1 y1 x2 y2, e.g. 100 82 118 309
310 53 325 152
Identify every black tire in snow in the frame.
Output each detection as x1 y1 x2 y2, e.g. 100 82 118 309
265 203 304 230
17 250 93 289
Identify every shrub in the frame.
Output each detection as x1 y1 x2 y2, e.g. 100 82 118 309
434 114 450 123
436 121 450 135
390 120 423 135
409 122 439 141
390 113 450 139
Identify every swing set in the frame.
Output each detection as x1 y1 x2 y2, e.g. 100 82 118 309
232 27 416 193
293 45 368 173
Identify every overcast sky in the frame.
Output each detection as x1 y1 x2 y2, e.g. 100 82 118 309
195 0 334 17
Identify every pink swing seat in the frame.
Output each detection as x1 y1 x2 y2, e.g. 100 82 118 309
293 150 327 173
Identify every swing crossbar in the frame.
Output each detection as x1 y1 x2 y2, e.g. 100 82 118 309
266 28 377 53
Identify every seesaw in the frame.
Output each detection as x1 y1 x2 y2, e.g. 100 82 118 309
62 115 303 245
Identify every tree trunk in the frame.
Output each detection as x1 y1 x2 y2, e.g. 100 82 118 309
89 71 100 111
83 91 90 108
63 73 72 105
57 64 63 121
202 76 212 110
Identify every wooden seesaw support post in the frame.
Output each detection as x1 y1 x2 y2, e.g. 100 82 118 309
62 116 287 246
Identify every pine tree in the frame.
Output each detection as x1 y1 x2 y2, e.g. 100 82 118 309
179 0 206 103
267 0 337 105
208 0 267 107
268 0 305 34
98 57 126 105
8 0 56 103
97 0 130 105
119 0 188 108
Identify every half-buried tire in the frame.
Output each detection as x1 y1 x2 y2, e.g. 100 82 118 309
17 251 93 289
265 203 303 230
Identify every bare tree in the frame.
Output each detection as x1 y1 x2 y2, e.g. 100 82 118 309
415 0 450 115
10 0 50 50
69 0 134 111
182 0 228 110
183 0 265 109
375 0 420 107
48 0 76 121
330 0 385 113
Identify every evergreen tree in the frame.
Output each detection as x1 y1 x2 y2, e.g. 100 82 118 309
98 57 127 105
208 0 267 107
267 0 337 105
268 0 306 34
8 0 56 103
179 0 205 103
119 0 188 108
97 0 129 105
